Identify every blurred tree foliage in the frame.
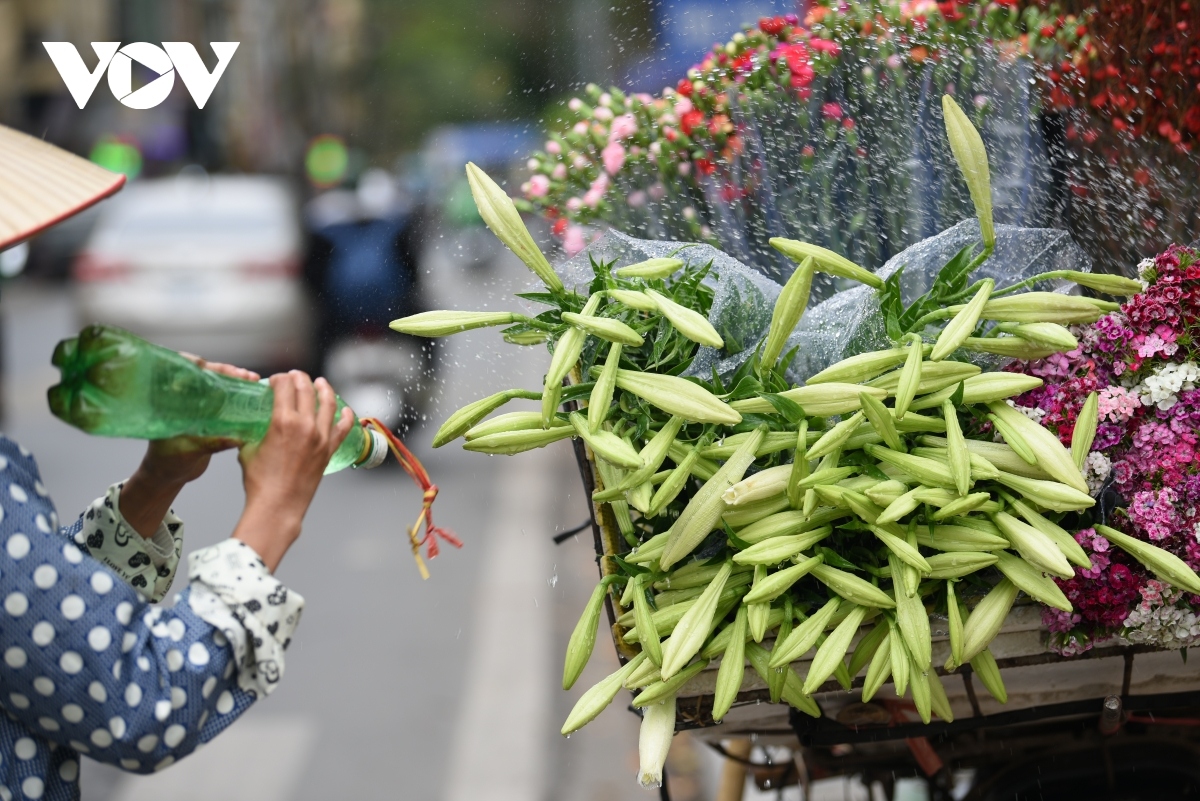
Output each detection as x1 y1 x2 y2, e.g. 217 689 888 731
359 0 571 154
354 0 656 157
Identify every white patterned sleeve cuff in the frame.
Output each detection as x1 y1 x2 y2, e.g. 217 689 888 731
186 539 304 697
76 482 183 602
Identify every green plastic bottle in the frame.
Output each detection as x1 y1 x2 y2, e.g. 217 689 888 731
48 325 389 474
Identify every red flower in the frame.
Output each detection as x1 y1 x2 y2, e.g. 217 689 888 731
822 102 844 120
695 158 716 176
680 110 705 136
552 218 569 236
675 79 693 97
732 52 754 77
759 16 786 36
776 42 814 91
938 2 963 22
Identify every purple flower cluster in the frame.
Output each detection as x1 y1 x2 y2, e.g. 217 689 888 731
1015 245 1200 649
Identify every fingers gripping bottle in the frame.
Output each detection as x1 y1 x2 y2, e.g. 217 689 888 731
47 325 389 474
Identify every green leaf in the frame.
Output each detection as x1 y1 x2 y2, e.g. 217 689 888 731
777 344 802 377
760 393 807 424
561 382 597 403
949 381 966 407
886 305 903 342
515 292 564 307
730 414 780 433
724 375 765 402
611 554 651 577
817 547 862 571
709 365 726 395
724 522 754 551
930 245 976 299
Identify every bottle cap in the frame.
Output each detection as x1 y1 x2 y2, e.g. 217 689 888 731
357 429 390 469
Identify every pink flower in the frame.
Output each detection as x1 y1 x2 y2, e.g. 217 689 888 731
565 197 583 213
1098 386 1141 422
563 225 586 256
609 113 638 141
551 164 567 180
822 102 844 120
887 54 902 69
648 183 666 201
674 97 694 116
572 155 589 170
678 162 691 177
601 141 626 174
525 174 550 198
545 140 561 155
627 190 646 208
573 121 589 135
1128 488 1183 542
593 106 614 122
568 98 583 112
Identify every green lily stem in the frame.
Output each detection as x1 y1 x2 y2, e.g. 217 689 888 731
905 307 954 333
989 270 1074 299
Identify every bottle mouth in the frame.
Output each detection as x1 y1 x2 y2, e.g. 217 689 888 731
356 429 390 469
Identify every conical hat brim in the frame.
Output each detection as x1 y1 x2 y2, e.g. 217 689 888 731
0 125 125 250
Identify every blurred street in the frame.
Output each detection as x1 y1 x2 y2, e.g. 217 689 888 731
1 243 660 801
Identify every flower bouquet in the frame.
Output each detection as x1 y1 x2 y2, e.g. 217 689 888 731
392 98 1200 787
521 1 1085 286
1008 244 1200 655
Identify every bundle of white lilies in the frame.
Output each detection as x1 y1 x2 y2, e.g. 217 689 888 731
390 97 1200 789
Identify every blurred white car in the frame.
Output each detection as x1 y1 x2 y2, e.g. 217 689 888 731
73 175 310 370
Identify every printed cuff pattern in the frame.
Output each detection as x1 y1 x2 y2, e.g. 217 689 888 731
76 481 183 601
187 539 304 697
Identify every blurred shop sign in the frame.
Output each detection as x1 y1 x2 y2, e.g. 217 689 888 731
42 42 239 110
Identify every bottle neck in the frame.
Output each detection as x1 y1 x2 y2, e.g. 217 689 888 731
354 427 390 469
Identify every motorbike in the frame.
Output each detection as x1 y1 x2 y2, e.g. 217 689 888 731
304 170 437 435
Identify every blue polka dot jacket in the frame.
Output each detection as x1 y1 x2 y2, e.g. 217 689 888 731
0 435 303 800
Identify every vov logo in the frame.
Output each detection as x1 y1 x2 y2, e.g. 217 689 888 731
42 42 239 110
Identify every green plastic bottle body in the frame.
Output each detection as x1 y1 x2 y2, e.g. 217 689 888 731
49 325 370 474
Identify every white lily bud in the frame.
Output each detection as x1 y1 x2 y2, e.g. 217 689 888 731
466 162 564 292
637 694 676 788
644 288 724 348
616 257 684 279
942 95 994 249
389 310 517 337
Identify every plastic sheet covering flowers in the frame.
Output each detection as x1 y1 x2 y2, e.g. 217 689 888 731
391 101 1200 788
519 1 1084 285
1007 244 1200 655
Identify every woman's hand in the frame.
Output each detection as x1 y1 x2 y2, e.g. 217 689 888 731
138 356 261 487
232 371 355 572
121 357 260 538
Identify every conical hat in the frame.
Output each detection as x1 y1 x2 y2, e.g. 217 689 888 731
0 125 125 250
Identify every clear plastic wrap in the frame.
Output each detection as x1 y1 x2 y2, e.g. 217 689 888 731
561 220 1093 384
